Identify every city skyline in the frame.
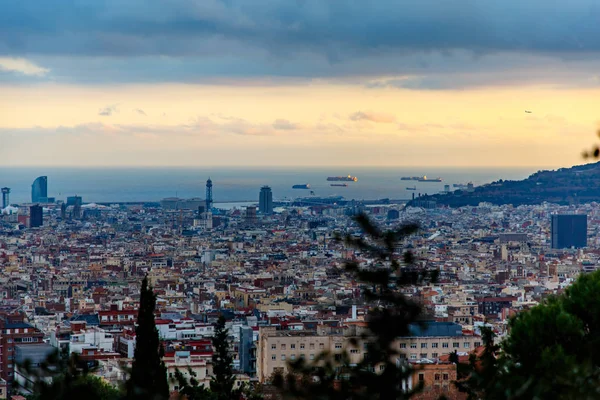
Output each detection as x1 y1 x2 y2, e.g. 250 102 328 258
3 1 600 167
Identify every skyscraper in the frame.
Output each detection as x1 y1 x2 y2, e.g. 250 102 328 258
259 186 273 215
1 187 10 209
206 178 213 211
29 205 43 228
551 214 587 249
31 176 48 203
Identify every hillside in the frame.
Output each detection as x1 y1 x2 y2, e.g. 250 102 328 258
409 162 600 208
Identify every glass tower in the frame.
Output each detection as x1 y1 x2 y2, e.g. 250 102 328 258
31 176 48 203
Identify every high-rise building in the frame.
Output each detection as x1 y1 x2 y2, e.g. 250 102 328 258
29 204 43 228
31 176 48 203
66 196 83 207
551 214 587 249
245 206 257 225
1 187 10 209
259 186 273 215
206 178 213 211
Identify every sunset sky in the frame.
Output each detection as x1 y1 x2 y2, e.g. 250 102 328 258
2 1 600 167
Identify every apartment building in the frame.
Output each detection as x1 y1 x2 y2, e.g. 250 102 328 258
257 322 479 383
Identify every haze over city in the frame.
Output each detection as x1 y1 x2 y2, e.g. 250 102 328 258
3 1 600 167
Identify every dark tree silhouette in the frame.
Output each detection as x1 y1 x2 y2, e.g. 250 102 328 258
273 213 438 400
126 275 169 400
210 315 235 400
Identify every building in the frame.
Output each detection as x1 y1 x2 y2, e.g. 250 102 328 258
551 214 587 249
259 186 273 215
1 188 9 209
239 326 256 376
0 314 45 383
256 322 476 383
29 205 43 228
66 196 83 207
245 206 257 225
31 176 48 203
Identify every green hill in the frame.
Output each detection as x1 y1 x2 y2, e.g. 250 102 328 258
408 162 600 208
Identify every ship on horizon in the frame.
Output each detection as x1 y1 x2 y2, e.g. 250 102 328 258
406 186 417 190
330 183 348 187
401 175 442 182
327 175 358 182
292 184 311 189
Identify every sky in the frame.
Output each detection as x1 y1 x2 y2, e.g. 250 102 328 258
2 0 600 167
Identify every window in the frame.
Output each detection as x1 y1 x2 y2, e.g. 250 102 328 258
432 353 438 358
281 344 286 350
350 349 360 354
290 354 296 360
300 344 305 349
399 343 407 349
272 355 276 360
442 343 448 348
431 343 438 348
310 354 315 360
310 343 315 349
421 343 427 349
443 374 449 381
300 354 305 359
410 354 417 360
319 343 325 349
410 343 417 349
281 355 286 361
399 354 406 359
474 342 481 347
291 344 296 349
464 342 470 348
335 343 342 349
418 374 424 382
435 374 440 381
271 344 276 350
379 365 385 371
420 353 427 358
453 342 459 348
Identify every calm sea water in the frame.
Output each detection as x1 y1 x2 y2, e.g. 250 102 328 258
0 166 541 204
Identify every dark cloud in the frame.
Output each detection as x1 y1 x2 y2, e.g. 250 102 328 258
135 108 147 116
98 104 118 116
3 1 600 86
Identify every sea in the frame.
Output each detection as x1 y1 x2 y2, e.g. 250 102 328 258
0 166 543 206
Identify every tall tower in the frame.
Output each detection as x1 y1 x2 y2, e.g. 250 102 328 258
1 187 10 209
31 176 48 203
259 186 273 215
206 178 213 211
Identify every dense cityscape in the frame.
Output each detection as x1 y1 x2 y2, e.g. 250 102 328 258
0 172 594 399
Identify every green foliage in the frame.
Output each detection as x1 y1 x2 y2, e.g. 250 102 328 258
210 315 235 400
172 368 216 400
126 275 169 400
15 349 121 400
453 270 600 400
274 213 438 400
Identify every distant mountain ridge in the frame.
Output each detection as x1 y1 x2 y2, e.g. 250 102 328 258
409 162 600 208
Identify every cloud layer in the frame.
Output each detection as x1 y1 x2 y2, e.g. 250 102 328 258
2 1 600 86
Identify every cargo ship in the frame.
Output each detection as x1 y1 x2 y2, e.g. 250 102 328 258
330 183 348 187
401 175 442 182
418 176 442 182
292 184 311 189
327 175 358 182
406 186 417 190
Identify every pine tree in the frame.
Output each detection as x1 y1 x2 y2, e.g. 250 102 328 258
126 275 170 400
275 213 438 400
210 315 235 400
